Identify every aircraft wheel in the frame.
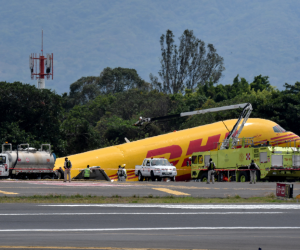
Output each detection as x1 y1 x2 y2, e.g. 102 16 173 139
238 171 249 182
200 173 208 182
138 171 144 182
150 171 155 181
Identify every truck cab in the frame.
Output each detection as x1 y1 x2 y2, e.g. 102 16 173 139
191 153 211 179
0 154 9 177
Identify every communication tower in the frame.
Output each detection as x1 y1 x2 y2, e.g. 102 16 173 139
29 30 53 89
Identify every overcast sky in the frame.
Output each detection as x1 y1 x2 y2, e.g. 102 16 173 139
0 0 299 94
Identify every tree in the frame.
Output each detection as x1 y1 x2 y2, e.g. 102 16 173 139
250 75 271 92
0 81 64 154
67 76 100 107
150 29 225 94
60 105 100 154
283 81 300 94
99 67 150 94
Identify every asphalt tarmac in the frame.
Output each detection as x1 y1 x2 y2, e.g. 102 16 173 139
0 203 300 250
1 180 300 198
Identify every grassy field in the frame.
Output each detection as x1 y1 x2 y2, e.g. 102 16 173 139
0 193 298 203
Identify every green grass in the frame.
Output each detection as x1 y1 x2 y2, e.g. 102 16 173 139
0 193 298 203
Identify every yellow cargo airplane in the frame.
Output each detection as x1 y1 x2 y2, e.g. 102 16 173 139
55 104 300 181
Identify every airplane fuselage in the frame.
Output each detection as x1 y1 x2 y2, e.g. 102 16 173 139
55 118 300 181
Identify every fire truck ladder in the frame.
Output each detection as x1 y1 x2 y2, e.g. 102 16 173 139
134 103 253 150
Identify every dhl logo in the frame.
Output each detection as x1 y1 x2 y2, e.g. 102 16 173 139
146 134 221 167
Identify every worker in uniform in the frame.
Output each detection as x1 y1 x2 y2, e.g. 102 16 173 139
122 164 127 181
83 165 92 180
64 157 72 183
117 164 127 181
248 159 259 184
207 158 216 184
117 165 122 181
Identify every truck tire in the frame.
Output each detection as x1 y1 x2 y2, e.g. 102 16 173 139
238 171 249 182
200 173 208 182
170 176 175 182
138 171 144 182
150 171 155 181
42 175 52 179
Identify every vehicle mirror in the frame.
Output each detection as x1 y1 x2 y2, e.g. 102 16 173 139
187 161 189 166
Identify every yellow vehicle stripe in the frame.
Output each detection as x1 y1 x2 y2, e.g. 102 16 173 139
0 190 18 195
152 188 190 196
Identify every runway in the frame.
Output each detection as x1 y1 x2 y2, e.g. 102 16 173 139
0 203 300 249
1 180 300 198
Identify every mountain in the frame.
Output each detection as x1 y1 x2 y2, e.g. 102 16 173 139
0 0 299 93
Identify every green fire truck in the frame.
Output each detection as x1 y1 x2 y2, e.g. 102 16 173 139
190 138 300 182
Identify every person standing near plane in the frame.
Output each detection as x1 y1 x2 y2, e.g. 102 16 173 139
64 157 72 182
117 165 122 181
117 164 127 181
83 165 92 180
248 160 259 184
207 158 216 184
122 164 127 181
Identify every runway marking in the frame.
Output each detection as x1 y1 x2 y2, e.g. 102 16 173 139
0 247 207 250
0 190 18 195
0 181 134 187
0 247 113 250
41 204 300 209
0 227 300 232
0 212 283 216
142 184 277 190
26 181 135 187
152 188 190 196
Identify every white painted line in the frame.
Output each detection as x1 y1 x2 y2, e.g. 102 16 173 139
40 204 300 209
0 227 300 232
0 212 283 216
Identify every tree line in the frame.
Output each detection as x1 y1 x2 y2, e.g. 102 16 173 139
0 29 299 156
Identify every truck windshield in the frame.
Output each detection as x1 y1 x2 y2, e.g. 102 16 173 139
151 159 170 166
0 156 6 164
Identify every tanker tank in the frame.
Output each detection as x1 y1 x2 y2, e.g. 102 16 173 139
0 143 57 179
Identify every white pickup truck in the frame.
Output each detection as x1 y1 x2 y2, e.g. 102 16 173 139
135 158 177 182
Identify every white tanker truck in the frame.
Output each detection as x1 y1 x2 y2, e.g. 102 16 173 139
0 143 57 179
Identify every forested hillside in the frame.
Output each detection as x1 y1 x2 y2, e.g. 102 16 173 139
1 69 299 156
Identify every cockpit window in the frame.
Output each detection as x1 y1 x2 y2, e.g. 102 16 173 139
273 125 286 133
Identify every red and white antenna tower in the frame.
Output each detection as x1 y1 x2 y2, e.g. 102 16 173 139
29 30 53 89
